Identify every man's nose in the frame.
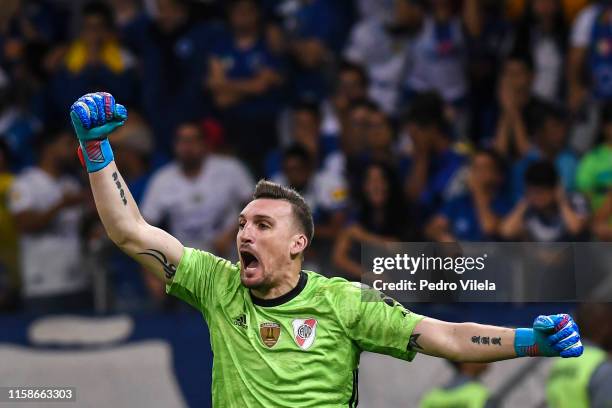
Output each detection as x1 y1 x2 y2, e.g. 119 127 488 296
239 224 254 244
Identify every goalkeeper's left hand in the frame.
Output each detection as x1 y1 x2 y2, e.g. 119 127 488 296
515 314 583 358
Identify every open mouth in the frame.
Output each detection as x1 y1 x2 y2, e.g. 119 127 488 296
240 249 261 271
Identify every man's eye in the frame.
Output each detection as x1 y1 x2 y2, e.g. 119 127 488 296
238 222 245 229
258 223 269 229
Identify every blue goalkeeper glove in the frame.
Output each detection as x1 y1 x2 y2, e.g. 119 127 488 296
69 92 127 173
514 314 583 358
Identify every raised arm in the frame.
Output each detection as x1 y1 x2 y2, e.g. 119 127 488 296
70 92 183 283
411 314 583 362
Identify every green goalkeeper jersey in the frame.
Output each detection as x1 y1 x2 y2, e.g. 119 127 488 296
166 248 424 407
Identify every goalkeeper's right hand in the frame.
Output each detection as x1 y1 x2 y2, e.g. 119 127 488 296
69 92 128 173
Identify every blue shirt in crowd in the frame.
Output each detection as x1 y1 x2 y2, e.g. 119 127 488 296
211 32 283 119
441 192 513 241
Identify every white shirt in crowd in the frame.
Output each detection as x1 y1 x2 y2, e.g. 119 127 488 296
141 155 254 252
356 0 394 23
8 167 85 298
404 17 467 103
344 18 412 114
571 4 602 48
531 35 564 101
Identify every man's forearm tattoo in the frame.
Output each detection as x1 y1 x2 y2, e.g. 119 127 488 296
138 249 177 279
408 333 423 351
112 172 128 206
471 335 502 346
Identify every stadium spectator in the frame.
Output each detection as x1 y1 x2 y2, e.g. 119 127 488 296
493 52 542 159
47 2 137 123
511 100 578 200
568 0 612 112
576 102 612 212
267 100 338 179
464 0 513 144
141 122 254 258
511 0 569 102
272 144 347 239
320 60 369 140
329 100 402 187
344 0 424 114
401 92 466 216
8 129 89 313
500 160 589 242
274 0 350 53
332 99 398 196
333 162 417 279
356 0 393 21
0 140 18 310
271 0 350 102
207 0 283 178
108 0 149 49
367 106 401 163
402 0 480 107
0 0 68 84
0 82 42 171
419 361 492 408
426 149 511 242
132 0 215 157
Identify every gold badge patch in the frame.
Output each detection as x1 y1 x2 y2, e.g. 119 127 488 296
260 322 281 348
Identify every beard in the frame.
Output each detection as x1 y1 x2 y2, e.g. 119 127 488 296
241 272 269 290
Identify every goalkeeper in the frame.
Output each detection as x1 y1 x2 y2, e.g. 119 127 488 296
70 93 583 407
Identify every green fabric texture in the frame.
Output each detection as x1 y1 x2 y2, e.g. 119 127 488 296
420 381 490 408
166 247 424 407
547 345 607 408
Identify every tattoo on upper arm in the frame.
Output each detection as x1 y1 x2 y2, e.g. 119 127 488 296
138 249 177 279
112 171 127 206
408 333 423 351
471 336 502 346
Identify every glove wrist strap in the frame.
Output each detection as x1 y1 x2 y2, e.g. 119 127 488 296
78 138 114 173
514 328 538 357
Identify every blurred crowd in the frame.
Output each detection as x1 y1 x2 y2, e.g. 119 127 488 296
0 0 612 314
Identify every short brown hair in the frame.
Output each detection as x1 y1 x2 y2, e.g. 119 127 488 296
252 179 314 246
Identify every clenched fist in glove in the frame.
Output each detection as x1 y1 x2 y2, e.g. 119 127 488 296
515 314 583 358
70 92 127 173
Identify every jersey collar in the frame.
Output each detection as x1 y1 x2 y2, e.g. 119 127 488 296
250 271 308 307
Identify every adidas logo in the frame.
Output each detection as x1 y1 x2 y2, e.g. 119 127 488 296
233 314 248 329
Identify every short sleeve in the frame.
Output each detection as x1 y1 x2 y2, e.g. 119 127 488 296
166 247 237 313
340 282 425 361
571 5 598 48
7 178 34 213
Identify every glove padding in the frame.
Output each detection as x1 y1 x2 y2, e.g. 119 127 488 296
70 92 127 141
516 314 583 358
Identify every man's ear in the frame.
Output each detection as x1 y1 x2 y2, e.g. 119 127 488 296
290 234 308 257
